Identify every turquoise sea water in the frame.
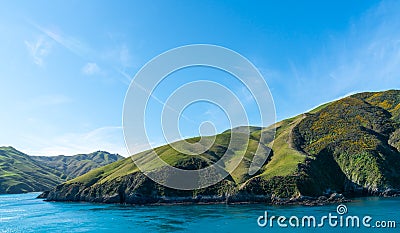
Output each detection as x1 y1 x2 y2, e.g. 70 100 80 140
0 193 399 233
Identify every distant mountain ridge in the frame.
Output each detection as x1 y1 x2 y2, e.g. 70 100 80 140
42 90 400 205
32 151 123 180
0 147 64 194
0 147 123 194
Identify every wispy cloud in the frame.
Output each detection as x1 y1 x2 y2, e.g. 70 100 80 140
118 44 133 68
28 20 136 84
20 126 133 157
29 21 92 58
330 1 399 88
325 4 400 93
117 68 195 124
82 62 101 75
18 94 72 109
24 36 52 66
113 67 133 85
239 85 255 103
23 22 142 157
273 0 400 120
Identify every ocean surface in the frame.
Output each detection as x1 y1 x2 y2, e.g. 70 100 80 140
0 193 399 233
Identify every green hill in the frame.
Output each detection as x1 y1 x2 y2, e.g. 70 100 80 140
44 90 400 204
0 147 123 194
32 151 123 180
0 147 64 194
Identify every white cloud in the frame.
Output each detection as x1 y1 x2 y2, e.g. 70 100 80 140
82 62 101 75
29 21 137 85
24 36 52 66
119 44 133 68
20 126 132 157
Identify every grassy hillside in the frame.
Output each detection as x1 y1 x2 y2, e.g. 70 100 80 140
68 130 270 186
32 151 123 180
293 90 400 195
45 90 400 204
0 147 124 194
0 147 64 193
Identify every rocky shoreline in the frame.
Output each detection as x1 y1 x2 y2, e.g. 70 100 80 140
38 185 400 206
37 172 400 206
38 188 355 206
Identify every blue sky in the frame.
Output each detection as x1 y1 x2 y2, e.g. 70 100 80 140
1 0 400 156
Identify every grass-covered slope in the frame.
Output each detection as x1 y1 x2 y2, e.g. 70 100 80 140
46 130 274 203
0 147 124 194
45 90 400 204
293 90 400 195
0 147 64 194
32 151 123 180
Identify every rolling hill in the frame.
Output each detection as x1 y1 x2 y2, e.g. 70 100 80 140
32 151 123 180
0 147 123 194
0 147 64 194
43 90 400 204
